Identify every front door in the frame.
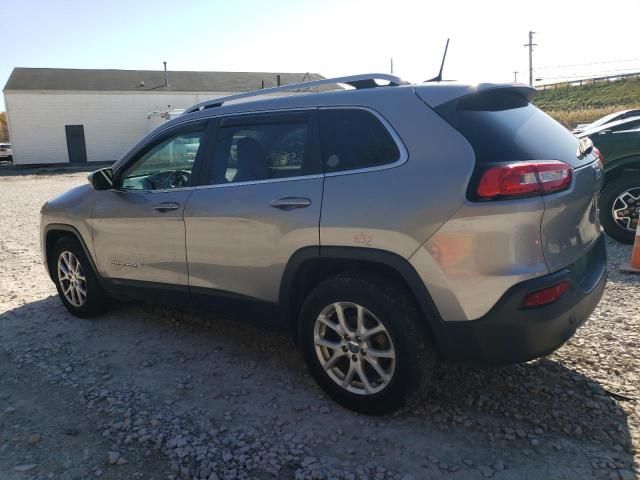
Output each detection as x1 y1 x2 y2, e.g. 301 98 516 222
92 121 209 297
184 111 323 311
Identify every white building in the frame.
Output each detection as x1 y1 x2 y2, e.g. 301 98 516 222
3 68 323 165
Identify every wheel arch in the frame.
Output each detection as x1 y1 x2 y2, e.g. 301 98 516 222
279 246 445 348
604 156 640 181
44 224 100 284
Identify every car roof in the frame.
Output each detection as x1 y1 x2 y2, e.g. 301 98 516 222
112 76 534 171
165 80 532 126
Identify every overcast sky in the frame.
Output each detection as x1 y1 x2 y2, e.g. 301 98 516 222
2 0 640 111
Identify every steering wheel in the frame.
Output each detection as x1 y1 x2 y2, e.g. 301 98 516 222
170 170 190 188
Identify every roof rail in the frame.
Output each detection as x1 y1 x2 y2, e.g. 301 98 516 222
184 73 410 113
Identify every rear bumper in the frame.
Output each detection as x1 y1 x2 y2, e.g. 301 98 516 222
435 234 607 366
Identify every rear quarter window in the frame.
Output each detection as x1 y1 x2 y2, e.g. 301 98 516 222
319 109 400 172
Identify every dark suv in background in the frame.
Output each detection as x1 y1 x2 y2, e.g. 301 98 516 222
577 116 640 243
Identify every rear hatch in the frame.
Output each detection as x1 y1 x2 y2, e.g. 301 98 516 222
421 86 604 273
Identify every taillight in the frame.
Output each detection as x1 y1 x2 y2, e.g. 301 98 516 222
476 160 573 200
523 281 570 307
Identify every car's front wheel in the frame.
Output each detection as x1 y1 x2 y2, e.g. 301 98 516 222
299 274 436 414
599 174 640 244
52 236 108 318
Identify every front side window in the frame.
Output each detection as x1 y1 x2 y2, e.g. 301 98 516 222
119 123 206 190
209 117 315 185
319 109 400 173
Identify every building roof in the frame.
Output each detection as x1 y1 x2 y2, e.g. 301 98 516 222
3 68 325 93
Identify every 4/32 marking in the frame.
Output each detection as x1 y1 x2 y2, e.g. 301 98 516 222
353 231 372 246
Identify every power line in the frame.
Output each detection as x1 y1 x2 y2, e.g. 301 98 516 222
539 66 640 80
535 57 640 71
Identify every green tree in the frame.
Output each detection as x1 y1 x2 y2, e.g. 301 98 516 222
0 112 8 142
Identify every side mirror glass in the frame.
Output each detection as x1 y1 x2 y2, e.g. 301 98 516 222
88 168 114 190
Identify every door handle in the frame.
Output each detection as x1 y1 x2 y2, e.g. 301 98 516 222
270 197 312 210
153 202 180 212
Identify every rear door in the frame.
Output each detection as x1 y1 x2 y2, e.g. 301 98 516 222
184 110 323 308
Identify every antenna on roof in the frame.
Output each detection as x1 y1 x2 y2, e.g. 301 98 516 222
425 38 450 82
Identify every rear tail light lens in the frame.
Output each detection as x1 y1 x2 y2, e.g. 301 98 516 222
523 281 570 307
476 160 573 200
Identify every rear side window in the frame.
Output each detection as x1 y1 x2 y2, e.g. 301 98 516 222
209 113 318 185
436 90 580 165
609 119 640 132
319 109 400 172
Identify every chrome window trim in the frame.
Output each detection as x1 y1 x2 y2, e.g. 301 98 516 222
109 186 195 194
194 106 407 190
114 105 408 192
194 174 324 191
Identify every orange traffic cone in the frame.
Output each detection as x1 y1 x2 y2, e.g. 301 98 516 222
621 223 640 274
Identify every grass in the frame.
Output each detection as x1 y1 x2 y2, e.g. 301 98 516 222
545 104 640 126
534 77 640 126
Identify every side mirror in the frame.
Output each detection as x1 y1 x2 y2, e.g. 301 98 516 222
88 168 114 190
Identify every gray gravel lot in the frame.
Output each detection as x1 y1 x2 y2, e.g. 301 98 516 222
1 172 639 480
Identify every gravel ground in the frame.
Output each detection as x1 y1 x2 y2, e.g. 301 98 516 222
0 172 639 480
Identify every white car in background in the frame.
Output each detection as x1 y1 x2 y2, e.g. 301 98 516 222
0 143 12 161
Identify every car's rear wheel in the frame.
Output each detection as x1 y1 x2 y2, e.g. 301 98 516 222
299 274 436 414
599 174 640 244
52 236 108 317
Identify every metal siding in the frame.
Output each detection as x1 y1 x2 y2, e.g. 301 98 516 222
4 92 228 165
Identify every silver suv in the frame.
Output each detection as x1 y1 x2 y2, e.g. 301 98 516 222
40 74 607 413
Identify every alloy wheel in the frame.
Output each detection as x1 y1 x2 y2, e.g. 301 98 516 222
612 187 640 232
313 302 396 395
57 251 87 307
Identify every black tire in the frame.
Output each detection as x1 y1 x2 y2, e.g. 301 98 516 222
298 273 436 414
52 236 108 318
599 174 640 244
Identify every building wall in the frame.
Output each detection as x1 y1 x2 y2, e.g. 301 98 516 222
4 91 228 165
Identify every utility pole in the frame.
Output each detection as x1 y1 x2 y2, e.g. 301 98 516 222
390 58 394 75
523 31 537 86
513 71 519 83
